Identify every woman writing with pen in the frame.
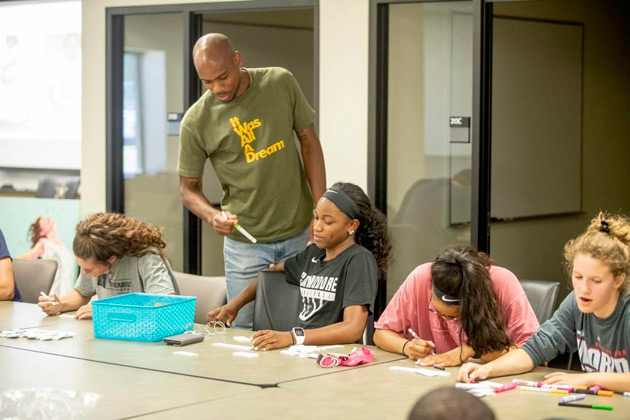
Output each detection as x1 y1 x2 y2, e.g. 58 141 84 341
373 246 539 367
38 213 179 319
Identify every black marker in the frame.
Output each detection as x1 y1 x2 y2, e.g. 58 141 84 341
432 365 445 371
558 402 612 411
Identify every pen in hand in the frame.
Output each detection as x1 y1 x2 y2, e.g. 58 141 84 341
408 327 435 355
222 211 257 244
408 327 421 340
40 291 58 306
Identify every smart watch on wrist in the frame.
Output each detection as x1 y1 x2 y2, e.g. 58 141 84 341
291 327 306 345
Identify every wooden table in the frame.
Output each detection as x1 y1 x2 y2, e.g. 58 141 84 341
0 316 404 386
136 359 630 419
0 346 258 420
2 302 628 419
0 301 77 330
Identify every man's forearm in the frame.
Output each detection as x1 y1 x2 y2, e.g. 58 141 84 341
297 124 326 202
179 176 219 223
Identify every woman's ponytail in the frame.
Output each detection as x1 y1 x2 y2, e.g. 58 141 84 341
332 182 392 282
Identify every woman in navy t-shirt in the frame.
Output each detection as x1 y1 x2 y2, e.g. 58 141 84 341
0 229 23 302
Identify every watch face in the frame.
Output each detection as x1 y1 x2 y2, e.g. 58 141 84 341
294 328 305 337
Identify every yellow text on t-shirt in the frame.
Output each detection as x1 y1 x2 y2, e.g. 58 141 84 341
230 116 286 164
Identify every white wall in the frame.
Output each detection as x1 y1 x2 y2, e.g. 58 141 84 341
319 0 369 191
82 0 369 217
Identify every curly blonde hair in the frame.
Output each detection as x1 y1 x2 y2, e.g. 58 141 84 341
73 212 166 264
564 212 630 292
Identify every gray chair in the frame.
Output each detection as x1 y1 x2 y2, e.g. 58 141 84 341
519 279 560 325
13 259 58 303
173 271 227 324
253 271 299 331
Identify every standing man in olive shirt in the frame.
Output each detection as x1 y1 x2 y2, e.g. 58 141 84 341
178 33 326 329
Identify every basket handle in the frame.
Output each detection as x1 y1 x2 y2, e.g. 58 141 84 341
107 312 136 323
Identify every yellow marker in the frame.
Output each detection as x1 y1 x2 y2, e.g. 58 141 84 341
551 389 570 395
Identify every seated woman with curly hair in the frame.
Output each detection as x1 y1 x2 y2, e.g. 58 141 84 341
38 213 179 319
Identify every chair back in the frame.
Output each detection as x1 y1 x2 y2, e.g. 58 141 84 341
173 272 227 324
253 271 299 331
13 259 58 303
519 279 560 325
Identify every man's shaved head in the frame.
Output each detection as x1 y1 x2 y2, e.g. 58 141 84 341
192 33 249 103
193 33 234 67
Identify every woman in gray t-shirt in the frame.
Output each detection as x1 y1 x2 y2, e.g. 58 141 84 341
38 213 179 320
458 212 630 393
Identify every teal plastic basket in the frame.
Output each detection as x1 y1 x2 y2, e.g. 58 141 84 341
92 293 196 342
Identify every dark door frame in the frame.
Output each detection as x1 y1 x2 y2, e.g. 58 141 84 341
106 0 319 274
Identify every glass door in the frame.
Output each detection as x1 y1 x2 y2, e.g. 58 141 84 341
122 13 185 271
384 1 474 301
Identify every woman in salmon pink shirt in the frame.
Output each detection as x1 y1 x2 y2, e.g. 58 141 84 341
374 245 539 367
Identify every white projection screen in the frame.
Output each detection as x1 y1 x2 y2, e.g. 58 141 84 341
0 1 81 169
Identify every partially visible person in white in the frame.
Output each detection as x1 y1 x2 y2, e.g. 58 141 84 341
17 217 75 295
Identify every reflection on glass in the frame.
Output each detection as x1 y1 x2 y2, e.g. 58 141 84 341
386 2 473 302
123 13 184 271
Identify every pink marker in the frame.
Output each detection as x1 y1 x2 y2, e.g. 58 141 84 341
590 385 602 392
494 382 517 393
513 379 540 387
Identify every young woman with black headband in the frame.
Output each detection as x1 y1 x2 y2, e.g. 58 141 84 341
374 245 539 367
459 213 630 392
208 182 392 350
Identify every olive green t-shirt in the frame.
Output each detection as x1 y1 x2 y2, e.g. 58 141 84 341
178 67 315 243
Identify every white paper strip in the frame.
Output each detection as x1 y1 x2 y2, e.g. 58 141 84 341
233 351 259 358
456 383 493 390
173 351 199 357
211 342 253 351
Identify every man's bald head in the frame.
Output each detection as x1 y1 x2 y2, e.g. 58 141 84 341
192 33 248 103
193 33 235 67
